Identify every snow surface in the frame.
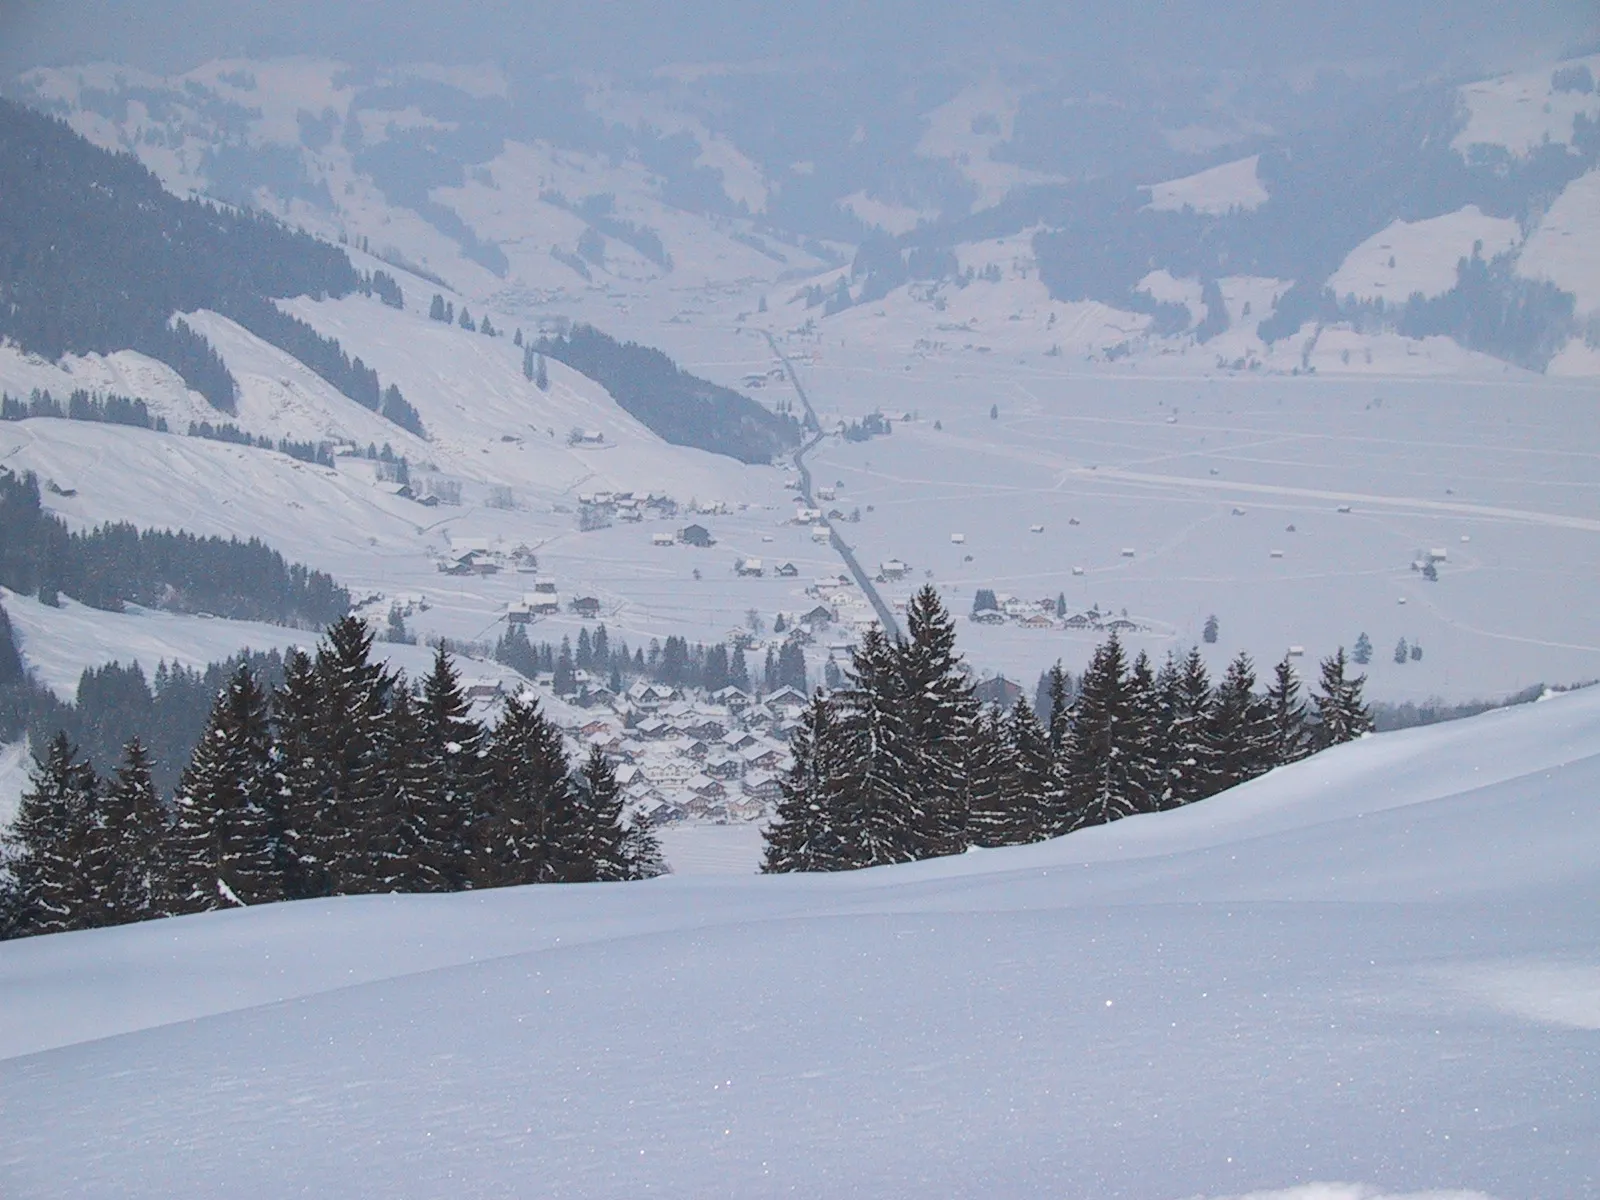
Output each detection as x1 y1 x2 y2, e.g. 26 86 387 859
1518 168 1600 315
1453 55 1600 158
2 685 1597 1197
1326 207 1522 304
1147 154 1269 215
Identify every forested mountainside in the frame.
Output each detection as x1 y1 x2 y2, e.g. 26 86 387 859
536 325 799 464
0 469 349 626
0 98 420 426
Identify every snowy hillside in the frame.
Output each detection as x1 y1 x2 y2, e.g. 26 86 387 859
2 684 1596 1197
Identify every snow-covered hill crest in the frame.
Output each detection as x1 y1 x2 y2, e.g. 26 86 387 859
1 684 1596 1197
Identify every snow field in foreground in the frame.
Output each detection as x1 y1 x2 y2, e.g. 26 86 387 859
1 686 1596 1198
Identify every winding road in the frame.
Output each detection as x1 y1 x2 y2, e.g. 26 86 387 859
764 331 902 640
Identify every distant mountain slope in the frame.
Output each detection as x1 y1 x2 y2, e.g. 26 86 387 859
536 325 798 465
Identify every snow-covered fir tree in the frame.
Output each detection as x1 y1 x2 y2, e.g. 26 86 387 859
82 738 164 925
1312 647 1374 749
4 734 98 934
163 664 278 913
1206 653 1277 791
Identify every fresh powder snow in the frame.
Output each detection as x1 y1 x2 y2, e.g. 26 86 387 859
2 685 1596 1198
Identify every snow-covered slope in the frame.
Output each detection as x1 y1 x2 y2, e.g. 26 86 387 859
2 685 1597 1198
1147 153 1268 215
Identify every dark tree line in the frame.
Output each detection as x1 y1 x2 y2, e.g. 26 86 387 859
0 469 349 625
493 622 805 698
1 618 665 939
535 324 799 464
0 617 290 800
764 586 1372 873
186 421 336 466
2 388 167 431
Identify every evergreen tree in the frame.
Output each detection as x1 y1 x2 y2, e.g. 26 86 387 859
430 294 447 322
763 693 853 871
1157 648 1215 808
272 647 329 899
729 649 750 693
481 691 578 886
4 733 98 934
1394 637 1409 664
830 626 918 867
310 616 395 893
620 809 668 880
576 745 629 882
417 644 486 890
1353 632 1373 665
366 684 438 893
894 585 977 857
163 665 277 912
1265 654 1312 766
82 738 164 925
1207 653 1276 792
1203 614 1219 644
553 637 575 695
1311 647 1374 749
1044 661 1072 753
964 705 1016 848
1004 698 1059 843
1062 634 1155 829
536 353 549 391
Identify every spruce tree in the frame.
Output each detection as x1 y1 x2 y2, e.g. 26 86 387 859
1158 648 1215 808
367 684 439 893
830 625 918 867
620 809 668 880
83 738 164 925
764 692 853 871
164 665 277 912
576 745 629 882
417 644 486 890
894 585 976 857
311 616 395 893
1004 698 1058 843
5 733 98 934
1311 647 1374 749
1353 632 1373 665
964 706 1016 848
1062 634 1155 829
1207 653 1276 792
1265 654 1312 766
272 647 329 899
482 691 579 885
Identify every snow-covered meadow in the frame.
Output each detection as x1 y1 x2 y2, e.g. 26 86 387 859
2 684 1596 1198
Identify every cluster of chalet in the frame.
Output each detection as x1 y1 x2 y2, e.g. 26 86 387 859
571 682 813 824
437 534 541 577
970 597 1143 634
506 576 603 623
733 557 801 579
576 489 679 524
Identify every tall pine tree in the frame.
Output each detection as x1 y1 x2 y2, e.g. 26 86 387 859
5 734 99 934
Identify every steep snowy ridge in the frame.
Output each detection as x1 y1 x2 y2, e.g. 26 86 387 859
1 686 1596 1197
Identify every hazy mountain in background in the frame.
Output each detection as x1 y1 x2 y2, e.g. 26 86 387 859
3 0 1593 77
